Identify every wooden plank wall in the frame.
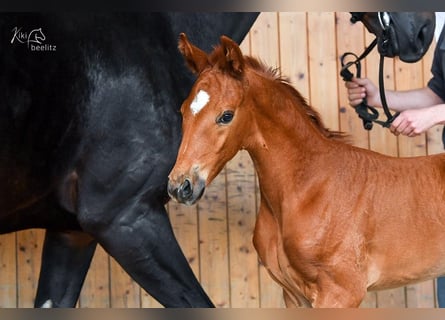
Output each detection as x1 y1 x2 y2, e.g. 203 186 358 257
0 12 441 308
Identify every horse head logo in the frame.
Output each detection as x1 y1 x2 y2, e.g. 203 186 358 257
27 28 46 47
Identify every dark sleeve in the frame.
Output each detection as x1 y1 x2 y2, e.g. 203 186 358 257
427 26 445 102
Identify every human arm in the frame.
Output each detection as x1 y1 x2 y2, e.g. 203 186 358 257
345 77 445 136
390 103 445 136
345 77 443 111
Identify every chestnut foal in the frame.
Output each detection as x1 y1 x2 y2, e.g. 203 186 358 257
168 33 445 307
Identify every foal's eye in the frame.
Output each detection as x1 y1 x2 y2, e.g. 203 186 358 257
216 110 234 125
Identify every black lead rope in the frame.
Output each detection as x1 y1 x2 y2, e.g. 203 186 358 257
378 53 400 125
340 38 399 130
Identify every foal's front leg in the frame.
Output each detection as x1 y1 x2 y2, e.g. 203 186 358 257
283 288 312 308
309 273 367 308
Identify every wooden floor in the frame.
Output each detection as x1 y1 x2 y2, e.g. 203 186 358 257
0 12 441 307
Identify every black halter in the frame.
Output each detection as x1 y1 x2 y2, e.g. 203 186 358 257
340 12 399 130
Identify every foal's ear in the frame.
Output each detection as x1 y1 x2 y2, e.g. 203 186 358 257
178 33 210 75
219 35 244 75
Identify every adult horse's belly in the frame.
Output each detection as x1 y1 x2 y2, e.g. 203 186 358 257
0 163 52 216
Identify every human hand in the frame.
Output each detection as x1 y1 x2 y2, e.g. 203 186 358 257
389 108 436 137
345 77 381 108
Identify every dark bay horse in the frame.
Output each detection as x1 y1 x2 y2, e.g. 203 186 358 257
0 12 258 307
167 32 445 307
351 12 435 62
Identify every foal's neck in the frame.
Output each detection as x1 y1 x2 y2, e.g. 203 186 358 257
246 71 335 159
244 70 340 204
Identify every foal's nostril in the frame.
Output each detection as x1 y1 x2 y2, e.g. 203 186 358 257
178 178 193 201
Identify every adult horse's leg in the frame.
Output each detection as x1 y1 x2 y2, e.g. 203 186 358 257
34 230 97 308
78 201 213 307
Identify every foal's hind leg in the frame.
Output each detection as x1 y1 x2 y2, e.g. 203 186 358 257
34 230 96 308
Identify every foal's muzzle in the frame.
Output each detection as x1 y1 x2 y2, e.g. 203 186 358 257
168 176 206 206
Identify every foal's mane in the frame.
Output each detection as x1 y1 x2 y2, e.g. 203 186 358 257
210 45 346 141
243 55 347 141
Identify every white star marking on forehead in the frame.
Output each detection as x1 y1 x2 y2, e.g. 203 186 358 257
190 90 210 115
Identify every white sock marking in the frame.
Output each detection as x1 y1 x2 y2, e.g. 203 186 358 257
40 299 53 308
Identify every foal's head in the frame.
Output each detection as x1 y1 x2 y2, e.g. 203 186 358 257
168 33 252 205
